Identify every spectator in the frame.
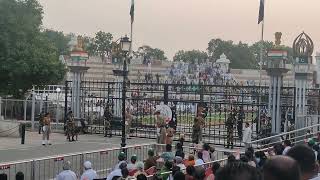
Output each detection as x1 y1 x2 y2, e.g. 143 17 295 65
287 145 320 180
173 171 185 180
133 161 147 177
119 168 130 180
186 155 195 166
0 174 7 180
207 162 221 180
185 166 196 180
194 167 206 180
16 172 24 180
136 174 147 180
80 161 97 180
56 161 77 180
215 161 260 180
273 143 284 155
159 161 173 180
168 166 181 180
195 151 204 166
282 140 292 155
174 156 186 172
161 144 174 162
127 155 137 170
209 147 216 161
263 155 300 180
115 152 127 170
255 151 267 168
243 123 252 149
202 143 211 162
227 154 236 164
245 150 256 167
107 163 127 180
175 142 185 159
144 149 157 170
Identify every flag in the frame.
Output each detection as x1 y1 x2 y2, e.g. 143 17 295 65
258 0 264 24
130 0 134 24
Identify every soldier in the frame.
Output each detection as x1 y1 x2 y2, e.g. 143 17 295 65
192 117 203 145
38 111 44 134
104 104 113 137
66 111 76 142
237 106 245 138
155 110 166 144
42 113 52 145
125 107 133 139
225 112 236 149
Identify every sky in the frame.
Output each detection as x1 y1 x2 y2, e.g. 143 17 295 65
38 0 320 60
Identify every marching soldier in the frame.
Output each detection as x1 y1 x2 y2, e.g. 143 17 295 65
66 111 76 142
226 112 236 149
104 104 113 137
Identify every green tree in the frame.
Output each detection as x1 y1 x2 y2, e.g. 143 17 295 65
250 41 273 65
173 50 208 64
136 45 167 61
0 0 66 97
43 29 71 55
90 31 113 62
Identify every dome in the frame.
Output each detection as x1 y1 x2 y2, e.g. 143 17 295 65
293 32 314 57
216 53 230 64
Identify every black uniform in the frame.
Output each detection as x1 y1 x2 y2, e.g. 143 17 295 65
237 108 245 138
66 112 76 141
226 112 236 149
104 106 113 137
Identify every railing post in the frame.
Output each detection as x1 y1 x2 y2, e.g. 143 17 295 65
31 87 35 131
80 153 84 175
21 124 25 144
64 81 68 126
31 160 35 180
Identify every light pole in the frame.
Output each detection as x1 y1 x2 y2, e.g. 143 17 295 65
56 87 61 128
119 36 131 151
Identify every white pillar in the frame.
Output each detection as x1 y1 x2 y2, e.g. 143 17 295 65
31 87 35 131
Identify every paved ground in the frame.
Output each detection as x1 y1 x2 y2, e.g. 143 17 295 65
0 131 154 163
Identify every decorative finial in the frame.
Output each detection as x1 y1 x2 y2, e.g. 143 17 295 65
275 32 282 46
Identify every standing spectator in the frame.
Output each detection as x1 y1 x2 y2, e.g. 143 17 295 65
144 149 157 170
282 140 292 155
127 155 137 171
195 151 204 166
160 144 174 162
263 156 300 180
243 123 252 149
287 145 320 180
207 162 220 180
80 161 97 180
175 142 185 159
115 152 127 170
42 112 52 145
56 161 77 180
215 161 260 180
185 166 195 180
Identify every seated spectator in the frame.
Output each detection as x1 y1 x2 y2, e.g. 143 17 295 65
186 155 195 166
215 161 260 180
133 161 147 177
207 162 220 180
202 143 211 162
168 166 181 180
263 155 300 180
194 167 206 180
56 161 77 180
175 142 185 159
127 155 137 170
136 174 147 180
255 151 267 168
80 161 98 180
287 145 320 180
174 156 186 172
282 140 292 155
161 144 175 162
185 166 196 180
273 143 284 155
173 171 185 180
107 163 127 180
15 172 24 180
195 151 205 166
144 149 157 170
119 168 131 180
115 152 127 170
159 161 173 180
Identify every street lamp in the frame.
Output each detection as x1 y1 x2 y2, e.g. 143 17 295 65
120 35 131 151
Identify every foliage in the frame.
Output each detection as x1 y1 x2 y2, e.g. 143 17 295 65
135 45 167 61
0 0 66 97
89 31 113 61
173 50 208 64
42 29 71 55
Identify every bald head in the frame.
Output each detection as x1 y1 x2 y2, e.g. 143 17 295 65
263 156 301 180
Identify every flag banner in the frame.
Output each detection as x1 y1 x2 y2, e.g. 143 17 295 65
130 0 134 23
258 0 264 24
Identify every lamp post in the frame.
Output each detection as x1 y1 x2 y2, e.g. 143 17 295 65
56 87 61 129
119 36 131 151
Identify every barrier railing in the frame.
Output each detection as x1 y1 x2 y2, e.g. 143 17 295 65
0 143 231 180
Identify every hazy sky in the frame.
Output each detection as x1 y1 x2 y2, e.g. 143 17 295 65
38 0 320 59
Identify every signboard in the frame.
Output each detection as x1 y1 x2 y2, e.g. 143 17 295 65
296 57 308 64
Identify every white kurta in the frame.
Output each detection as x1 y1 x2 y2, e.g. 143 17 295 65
242 127 252 143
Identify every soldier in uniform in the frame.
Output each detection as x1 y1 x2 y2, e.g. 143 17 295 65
38 111 44 134
237 106 245 138
104 104 113 137
155 110 167 144
226 112 236 149
66 111 76 142
192 116 203 145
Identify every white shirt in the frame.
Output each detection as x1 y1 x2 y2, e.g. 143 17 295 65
243 127 252 143
80 169 98 180
195 159 204 166
282 146 291 155
56 170 77 180
107 169 122 180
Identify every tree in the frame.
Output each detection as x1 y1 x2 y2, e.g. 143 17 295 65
90 31 113 62
43 29 71 55
250 41 273 65
136 45 167 62
173 50 208 64
0 0 66 97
